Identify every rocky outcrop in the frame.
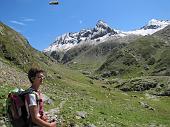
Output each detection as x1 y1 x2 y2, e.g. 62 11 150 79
115 78 158 92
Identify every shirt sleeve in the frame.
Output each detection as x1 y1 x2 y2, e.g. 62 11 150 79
28 93 37 107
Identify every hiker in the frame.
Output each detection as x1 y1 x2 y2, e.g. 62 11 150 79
26 68 56 127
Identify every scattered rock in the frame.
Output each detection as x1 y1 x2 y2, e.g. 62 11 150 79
81 71 91 75
45 108 62 125
145 93 159 100
139 101 155 111
83 124 96 127
42 94 53 105
144 64 150 70
157 89 170 96
76 111 87 119
56 75 62 79
0 117 7 127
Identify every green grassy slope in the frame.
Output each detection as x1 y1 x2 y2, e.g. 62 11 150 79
97 35 170 78
1 76 170 126
64 40 127 74
0 22 55 72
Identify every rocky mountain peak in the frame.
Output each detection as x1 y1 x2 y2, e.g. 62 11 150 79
96 20 109 29
94 20 115 34
44 20 117 53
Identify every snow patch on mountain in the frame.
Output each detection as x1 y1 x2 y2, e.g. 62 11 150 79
125 19 170 36
44 42 77 52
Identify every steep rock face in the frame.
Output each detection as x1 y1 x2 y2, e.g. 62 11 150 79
90 20 117 40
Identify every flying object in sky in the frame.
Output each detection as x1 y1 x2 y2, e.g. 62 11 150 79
49 0 59 5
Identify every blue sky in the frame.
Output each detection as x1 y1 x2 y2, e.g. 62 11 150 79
0 0 170 51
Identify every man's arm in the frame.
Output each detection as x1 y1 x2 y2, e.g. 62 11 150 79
29 105 56 127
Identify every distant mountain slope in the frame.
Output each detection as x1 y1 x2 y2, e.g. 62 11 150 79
97 25 170 78
153 25 170 42
63 35 140 72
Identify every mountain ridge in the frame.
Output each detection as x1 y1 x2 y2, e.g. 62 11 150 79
44 20 117 53
44 19 170 54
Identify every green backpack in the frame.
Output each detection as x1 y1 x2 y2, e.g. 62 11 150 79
6 88 34 127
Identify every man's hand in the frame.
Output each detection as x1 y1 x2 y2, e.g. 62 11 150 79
50 121 56 127
41 114 48 122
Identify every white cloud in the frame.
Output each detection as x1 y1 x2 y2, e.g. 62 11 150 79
10 20 26 26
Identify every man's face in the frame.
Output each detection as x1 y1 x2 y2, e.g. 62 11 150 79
34 72 45 85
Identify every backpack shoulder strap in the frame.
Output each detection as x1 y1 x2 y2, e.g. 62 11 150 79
24 88 39 121
21 88 34 95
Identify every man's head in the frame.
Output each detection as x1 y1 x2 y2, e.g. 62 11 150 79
28 68 45 84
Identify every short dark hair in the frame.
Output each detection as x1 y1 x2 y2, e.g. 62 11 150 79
28 68 44 83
